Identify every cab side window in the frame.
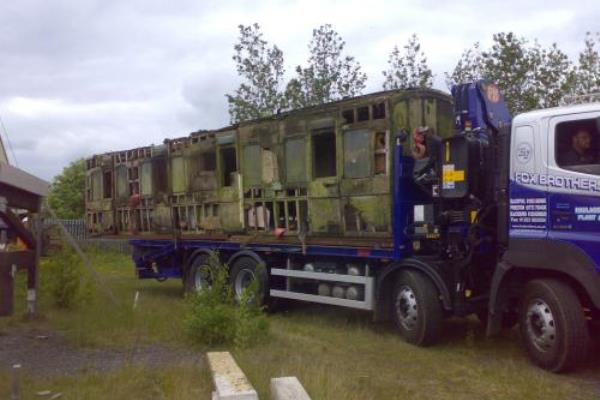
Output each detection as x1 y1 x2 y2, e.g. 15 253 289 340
556 118 600 173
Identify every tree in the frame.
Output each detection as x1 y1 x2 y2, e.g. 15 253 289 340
575 32 600 96
286 24 367 109
47 159 85 219
529 42 576 108
226 24 286 123
382 34 433 90
446 32 576 114
444 42 485 89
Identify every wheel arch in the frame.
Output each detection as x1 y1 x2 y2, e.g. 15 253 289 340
226 250 266 269
487 260 598 336
186 248 216 270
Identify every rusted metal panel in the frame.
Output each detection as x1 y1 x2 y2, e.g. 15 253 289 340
284 137 306 183
242 144 261 187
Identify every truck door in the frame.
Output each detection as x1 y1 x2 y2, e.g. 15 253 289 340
547 111 600 263
510 123 547 238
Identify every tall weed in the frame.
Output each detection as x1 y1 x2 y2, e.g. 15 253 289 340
184 253 268 348
44 249 93 308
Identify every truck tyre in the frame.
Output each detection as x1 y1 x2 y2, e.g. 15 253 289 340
184 254 211 294
392 270 442 346
519 279 590 372
230 256 267 306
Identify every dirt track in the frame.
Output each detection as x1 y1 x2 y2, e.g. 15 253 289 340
0 327 203 378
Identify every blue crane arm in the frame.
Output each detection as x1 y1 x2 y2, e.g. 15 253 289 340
451 80 512 140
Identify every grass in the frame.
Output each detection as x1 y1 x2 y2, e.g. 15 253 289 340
0 364 211 400
1 248 599 399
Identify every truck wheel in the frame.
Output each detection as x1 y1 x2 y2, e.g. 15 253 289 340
184 254 211 294
519 279 590 372
230 257 267 306
392 270 442 346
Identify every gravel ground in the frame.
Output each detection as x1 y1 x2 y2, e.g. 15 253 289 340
0 327 203 378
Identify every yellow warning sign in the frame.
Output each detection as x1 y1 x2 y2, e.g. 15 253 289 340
442 164 465 190
442 169 465 183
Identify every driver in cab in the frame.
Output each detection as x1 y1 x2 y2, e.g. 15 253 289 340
562 129 598 166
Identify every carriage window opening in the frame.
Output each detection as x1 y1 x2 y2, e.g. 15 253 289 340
103 171 112 198
374 131 387 174
342 109 355 124
202 152 217 171
312 130 337 178
372 102 386 119
221 147 237 187
357 106 369 122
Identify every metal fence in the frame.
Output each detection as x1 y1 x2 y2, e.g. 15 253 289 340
45 218 88 240
45 218 131 255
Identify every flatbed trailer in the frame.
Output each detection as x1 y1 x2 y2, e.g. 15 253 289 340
130 137 414 315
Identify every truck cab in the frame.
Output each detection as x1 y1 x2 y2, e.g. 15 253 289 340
492 100 600 371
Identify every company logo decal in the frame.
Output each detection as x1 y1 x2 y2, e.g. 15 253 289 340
516 143 532 164
485 84 501 103
514 172 600 193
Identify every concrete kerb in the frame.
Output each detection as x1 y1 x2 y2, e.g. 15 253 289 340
270 377 311 400
206 352 258 400
207 351 312 400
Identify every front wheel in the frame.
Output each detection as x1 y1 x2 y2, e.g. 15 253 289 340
392 270 442 347
519 279 590 372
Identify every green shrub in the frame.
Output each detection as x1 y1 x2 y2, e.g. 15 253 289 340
44 248 93 308
184 253 269 348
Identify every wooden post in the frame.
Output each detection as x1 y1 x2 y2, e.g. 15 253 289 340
0 195 13 316
11 363 21 400
27 207 42 315
0 263 14 316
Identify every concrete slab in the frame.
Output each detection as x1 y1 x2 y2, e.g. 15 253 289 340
270 377 311 400
206 352 258 400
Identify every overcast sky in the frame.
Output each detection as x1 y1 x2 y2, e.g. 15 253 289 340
1 0 598 180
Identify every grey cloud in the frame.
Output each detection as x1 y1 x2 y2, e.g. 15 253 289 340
1 0 598 181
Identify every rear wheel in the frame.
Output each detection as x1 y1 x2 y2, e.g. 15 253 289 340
519 279 590 372
184 254 211 294
230 257 267 306
392 270 442 346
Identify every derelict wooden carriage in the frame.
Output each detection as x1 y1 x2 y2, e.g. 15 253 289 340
85 88 453 245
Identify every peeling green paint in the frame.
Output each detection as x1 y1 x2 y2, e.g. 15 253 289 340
348 195 391 232
309 198 341 234
170 156 186 193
